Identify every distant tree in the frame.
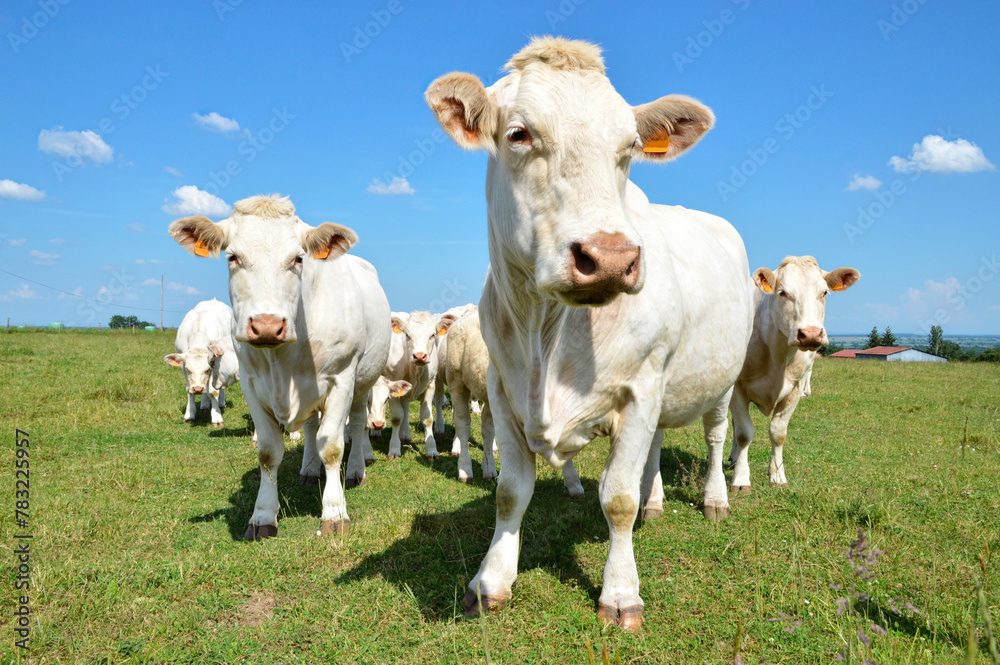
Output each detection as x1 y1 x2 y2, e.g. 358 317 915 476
973 347 1000 363
927 325 944 356
880 326 897 347
938 340 969 361
108 315 153 329
865 326 881 349
818 344 843 357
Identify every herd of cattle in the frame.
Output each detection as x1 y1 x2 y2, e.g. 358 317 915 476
161 37 859 630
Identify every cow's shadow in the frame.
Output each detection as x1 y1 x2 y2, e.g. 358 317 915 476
336 475 611 622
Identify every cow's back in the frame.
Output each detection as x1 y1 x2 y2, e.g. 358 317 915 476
176 299 234 352
447 310 489 402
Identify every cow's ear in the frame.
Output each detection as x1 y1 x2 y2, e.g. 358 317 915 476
425 72 499 152
391 316 407 334
164 353 184 367
304 222 358 260
209 343 225 357
753 268 776 293
389 380 412 398
825 268 860 292
168 216 227 257
435 313 457 336
633 95 715 162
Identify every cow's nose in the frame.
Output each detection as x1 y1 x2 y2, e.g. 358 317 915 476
568 232 641 296
370 420 385 430
246 315 287 346
796 327 825 349
412 352 428 364
191 386 205 394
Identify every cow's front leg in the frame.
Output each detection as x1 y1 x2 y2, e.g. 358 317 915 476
421 385 439 460
729 386 754 493
297 413 322 486
768 388 803 487
243 394 284 540
184 393 197 422
639 430 664 519
209 389 224 426
387 397 407 460
597 416 654 631
465 377 534 617
451 383 475 482
317 390 353 535
702 388 734 520
345 393 370 489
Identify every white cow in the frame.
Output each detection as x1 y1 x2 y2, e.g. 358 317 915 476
426 37 753 629
729 256 859 489
169 194 391 539
383 311 454 459
164 299 238 426
433 302 478 443
443 307 496 483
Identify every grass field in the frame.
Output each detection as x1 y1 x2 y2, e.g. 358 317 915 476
1 329 998 664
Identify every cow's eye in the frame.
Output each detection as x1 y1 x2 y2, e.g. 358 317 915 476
821 290 829 299
777 289 788 298
227 253 240 266
506 125 533 148
295 254 304 265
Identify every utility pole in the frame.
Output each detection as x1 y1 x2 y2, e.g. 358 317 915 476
160 275 164 330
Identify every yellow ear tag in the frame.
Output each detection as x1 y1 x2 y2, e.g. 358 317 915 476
437 327 448 336
313 246 331 259
761 281 773 293
643 130 671 154
194 239 210 257
392 323 403 334
392 388 407 398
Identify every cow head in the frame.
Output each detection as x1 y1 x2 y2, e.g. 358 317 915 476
367 375 412 430
754 256 860 350
164 344 216 395
168 194 358 348
391 311 453 366
426 37 714 307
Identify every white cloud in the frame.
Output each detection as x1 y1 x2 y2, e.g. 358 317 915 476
0 179 46 201
367 176 416 196
128 223 145 233
29 250 61 265
900 277 963 321
161 185 231 217
165 166 183 177
167 281 204 296
192 112 241 134
845 174 882 191
38 127 114 164
0 283 37 302
135 259 146 265
889 135 995 174
50 238 71 245
8 238 27 246
142 278 161 286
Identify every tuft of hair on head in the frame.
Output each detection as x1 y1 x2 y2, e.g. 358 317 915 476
233 194 296 219
778 255 819 270
505 36 605 74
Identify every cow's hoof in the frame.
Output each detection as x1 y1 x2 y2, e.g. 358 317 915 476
345 476 365 489
387 454 400 461
364 457 375 467
184 418 195 423
243 523 278 541
458 476 471 484
319 518 350 536
462 588 509 617
642 507 663 520
770 481 788 488
212 423 223 428
426 454 438 461
702 505 729 520
298 474 320 486
598 604 644 631
731 485 752 495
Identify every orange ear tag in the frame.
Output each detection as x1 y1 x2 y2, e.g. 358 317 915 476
437 327 448 336
760 281 773 293
193 239 210 257
313 246 331 259
643 130 671 154
392 323 403 334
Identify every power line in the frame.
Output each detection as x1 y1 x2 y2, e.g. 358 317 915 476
0 267 186 314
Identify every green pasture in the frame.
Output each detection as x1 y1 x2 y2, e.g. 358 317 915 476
1 329 998 663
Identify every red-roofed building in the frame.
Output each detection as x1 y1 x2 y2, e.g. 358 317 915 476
829 346 946 363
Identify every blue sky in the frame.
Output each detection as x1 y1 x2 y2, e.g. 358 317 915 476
1 0 998 334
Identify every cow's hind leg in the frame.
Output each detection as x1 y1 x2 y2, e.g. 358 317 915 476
702 388 733 520
388 397 406 460
640 430 664 519
345 395 370 489
730 386 754 494
452 383 475 482
480 400 497 481
297 414 322 486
